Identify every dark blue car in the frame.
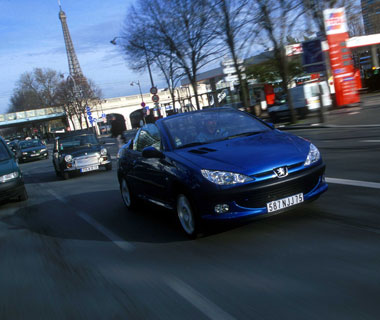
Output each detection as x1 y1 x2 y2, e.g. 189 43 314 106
117 107 327 237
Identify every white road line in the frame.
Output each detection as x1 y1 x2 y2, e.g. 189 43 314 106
166 277 236 320
326 177 380 189
46 188 134 252
360 140 380 143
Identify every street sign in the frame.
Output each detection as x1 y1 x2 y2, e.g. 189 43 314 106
152 94 159 103
222 58 244 66
150 87 158 95
302 39 325 73
223 66 245 75
141 102 146 107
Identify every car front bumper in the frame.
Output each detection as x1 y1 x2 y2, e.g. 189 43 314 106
198 163 327 220
62 154 112 173
0 177 25 201
20 151 48 162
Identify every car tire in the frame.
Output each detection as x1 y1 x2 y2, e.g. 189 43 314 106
120 178 138 210
62 170 70 180
105 163 112 171
176 194 201 239
54 163 61 177
18 187 28 201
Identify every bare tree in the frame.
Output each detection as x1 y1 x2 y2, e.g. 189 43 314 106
56 77 102 130
120 21 184 110
253 0 305 123
123 0 222 110
8 68 61 112
213 0 251 109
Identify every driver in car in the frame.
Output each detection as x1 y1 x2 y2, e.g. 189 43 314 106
197 118 228 142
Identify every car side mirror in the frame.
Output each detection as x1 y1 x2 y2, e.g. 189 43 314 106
142 146 164 159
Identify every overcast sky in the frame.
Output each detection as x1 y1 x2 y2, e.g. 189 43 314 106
0 0 164 114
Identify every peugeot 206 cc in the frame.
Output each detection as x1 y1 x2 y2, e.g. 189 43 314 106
117 107 327 237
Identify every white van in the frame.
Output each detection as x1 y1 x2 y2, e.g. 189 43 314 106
290 81 332 113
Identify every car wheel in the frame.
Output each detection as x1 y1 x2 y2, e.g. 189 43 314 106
105 163 112 171
18 187 28 201
120 178 138 210
62 170 70 180
176 194 200 238
54 163 61 177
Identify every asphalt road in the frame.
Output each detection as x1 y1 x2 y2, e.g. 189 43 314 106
1 96 380 319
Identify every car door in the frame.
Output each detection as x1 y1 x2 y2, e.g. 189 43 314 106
131 124 170 205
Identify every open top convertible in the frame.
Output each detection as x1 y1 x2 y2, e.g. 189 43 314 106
117 107 327 237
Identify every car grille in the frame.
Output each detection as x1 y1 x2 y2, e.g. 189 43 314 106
235 168 322 208
74 155 99 167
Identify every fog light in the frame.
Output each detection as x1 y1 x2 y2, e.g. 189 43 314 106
214 204 230 214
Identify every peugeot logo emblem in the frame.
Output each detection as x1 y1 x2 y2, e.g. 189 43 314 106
274 166 288 178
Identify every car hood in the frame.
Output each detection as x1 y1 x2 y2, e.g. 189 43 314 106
62 145 101 158
0 159 17 175
174 130 310 175
20 146 46 153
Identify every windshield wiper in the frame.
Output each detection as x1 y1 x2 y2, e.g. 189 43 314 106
226 131 264 140
177 141 207 149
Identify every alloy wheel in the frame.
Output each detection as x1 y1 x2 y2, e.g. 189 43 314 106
177 194 195 236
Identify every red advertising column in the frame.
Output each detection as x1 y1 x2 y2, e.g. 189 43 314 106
323 8 360 107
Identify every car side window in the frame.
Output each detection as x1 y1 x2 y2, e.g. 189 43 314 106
134 124 162 152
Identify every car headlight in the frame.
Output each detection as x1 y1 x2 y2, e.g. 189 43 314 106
22 152 28 155
304 143 320 166
100 148 107 156
201 169 254 185
0 171 19 183
41 148 47 152
64 155 73 162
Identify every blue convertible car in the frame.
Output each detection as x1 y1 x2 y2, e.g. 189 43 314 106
117 107 327 237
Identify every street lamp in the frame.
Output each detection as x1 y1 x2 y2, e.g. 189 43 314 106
130 80 144 103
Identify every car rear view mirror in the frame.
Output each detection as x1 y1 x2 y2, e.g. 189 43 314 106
142 146 164 159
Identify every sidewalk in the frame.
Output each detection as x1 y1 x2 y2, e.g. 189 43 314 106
276 92 380 130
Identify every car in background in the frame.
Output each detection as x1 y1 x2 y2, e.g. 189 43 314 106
16 139 48 162
268 82 332 123
53 132 112 180
117 107 327 237
6 140 19 155
0 136 28 203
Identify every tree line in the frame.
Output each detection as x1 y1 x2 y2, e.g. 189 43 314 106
7 0 362 126
7 68 102 130
121 0 362 123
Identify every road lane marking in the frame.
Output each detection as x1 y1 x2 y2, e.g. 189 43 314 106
326 177 380 189
360 140 380 143
166 277 236 320
46 188 134 252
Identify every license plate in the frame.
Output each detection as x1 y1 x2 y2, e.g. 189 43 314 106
80 165 99 173
267 193 304 213
30 153 39 157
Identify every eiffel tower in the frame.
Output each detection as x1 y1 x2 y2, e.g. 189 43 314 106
58 0 87 87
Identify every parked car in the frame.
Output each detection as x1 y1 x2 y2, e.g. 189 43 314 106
117 107 327 237
268 82 332 123
0 136 28 202
53 132 112 180
16 139 48 162
6 140 19 155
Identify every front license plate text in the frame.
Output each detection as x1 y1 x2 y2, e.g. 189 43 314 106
80 165 99 173
267 193 304 213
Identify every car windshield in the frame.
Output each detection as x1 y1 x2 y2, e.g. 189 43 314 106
58 134 98 151
163 109 271 149
0 141 11 161
18 139 43 149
